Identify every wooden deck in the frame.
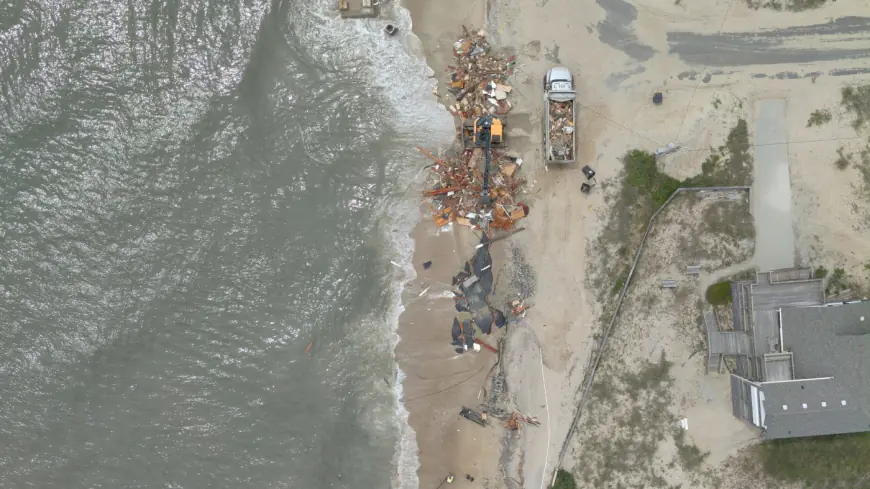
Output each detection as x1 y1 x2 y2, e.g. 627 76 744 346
705 310 751 373
769 267 813 284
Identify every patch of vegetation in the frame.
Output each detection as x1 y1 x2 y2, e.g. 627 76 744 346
834 147 852 170
855 144 870 182
825 267 850 295
682 119 753 188
813 266 828 279
589 371 617 403
705 281 733 305
841 85 870 130
673 428 709 471
757 432 870 488
624 149 682 209
806 108 832 127
788 0 827 9
620 350 673 396
576 351 677 487
611 271 629 297
552 470 577 489
712 97 722 109
702 200 755 243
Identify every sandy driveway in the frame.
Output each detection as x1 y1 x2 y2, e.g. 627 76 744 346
752 99 796 270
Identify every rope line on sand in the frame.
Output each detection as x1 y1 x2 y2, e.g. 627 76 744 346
540 347 550 489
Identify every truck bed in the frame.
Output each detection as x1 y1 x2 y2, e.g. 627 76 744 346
547 100 574 162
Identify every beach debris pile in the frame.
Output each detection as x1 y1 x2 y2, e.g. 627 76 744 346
548 100 575 161
459 406 489 427
509 299 531 318
444 27 517 118
449 239 507 352
503 412 540 431
418 146 528 232
418 25 528 356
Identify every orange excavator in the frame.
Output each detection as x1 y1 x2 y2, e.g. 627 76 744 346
461 115 505 149
461 115 505 206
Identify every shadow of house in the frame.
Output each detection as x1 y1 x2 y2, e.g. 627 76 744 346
706 268 870 440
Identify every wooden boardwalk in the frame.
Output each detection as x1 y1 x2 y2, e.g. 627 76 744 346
705 310 751 373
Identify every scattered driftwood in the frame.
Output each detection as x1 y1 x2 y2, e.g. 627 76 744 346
504 411 540 430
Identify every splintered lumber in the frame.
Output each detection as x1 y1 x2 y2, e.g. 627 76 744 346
416 146 449 167
423 186 462 197
474 337 498 353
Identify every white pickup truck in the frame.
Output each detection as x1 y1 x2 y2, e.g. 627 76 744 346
543 67 577 164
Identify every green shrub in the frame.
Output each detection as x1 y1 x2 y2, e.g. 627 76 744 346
806 108 832 127
552 470 577 489
825 267 849 295
623 150 681 209
705 281 732 305
841 85 870 129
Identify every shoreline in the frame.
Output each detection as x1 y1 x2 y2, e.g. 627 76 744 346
395 0 507 486
394 0 585 486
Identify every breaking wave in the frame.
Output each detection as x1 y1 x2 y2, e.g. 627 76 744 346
291 0 454 488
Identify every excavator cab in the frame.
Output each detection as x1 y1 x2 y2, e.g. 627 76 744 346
461 116 505 149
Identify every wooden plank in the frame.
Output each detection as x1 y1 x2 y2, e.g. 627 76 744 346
769 267 812 284
686 265 701 275
662 279 677 288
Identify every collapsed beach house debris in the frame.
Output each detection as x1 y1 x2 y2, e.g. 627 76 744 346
418 146 528 232
416 27 527 357
418 29 525 231
444 27 516 119
449 241 507 352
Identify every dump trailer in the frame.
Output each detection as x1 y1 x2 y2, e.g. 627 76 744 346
543 67 577 164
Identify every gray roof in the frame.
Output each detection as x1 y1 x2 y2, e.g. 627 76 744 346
759 301 870 440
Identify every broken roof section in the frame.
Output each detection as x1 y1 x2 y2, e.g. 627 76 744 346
760 301 870 440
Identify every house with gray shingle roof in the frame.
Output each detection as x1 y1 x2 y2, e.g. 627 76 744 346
705 268 870 439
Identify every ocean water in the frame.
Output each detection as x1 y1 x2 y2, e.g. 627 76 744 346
0 0 454 487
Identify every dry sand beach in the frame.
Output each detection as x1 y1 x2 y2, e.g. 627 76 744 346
397 0 870 486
